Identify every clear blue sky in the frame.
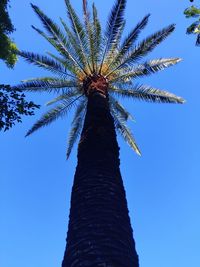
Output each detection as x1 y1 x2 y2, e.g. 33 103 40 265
1 0 199 267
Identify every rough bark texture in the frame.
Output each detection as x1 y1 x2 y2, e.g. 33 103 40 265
62 91 139 267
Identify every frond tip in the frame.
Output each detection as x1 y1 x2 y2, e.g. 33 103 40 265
111 109 141 156
110 84 185 104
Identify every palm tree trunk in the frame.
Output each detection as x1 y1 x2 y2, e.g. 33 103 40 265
62 91 139 267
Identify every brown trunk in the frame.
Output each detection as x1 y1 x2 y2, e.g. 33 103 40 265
62 90 139 267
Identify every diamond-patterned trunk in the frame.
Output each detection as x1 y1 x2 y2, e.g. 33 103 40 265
62 88 139 267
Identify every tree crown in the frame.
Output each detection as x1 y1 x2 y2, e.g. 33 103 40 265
12 0 184 157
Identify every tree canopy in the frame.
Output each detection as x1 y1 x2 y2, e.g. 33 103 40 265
0 1 40 131
0 0 17 67
0 85 40 131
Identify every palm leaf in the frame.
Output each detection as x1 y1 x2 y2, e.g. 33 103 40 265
104 21 126 72
31 3 64 38
109 95 134 121
111 109 141 155
99 0 127 73
120 14 150 54
16 51 69 77
31 23 86 74
82 3 96 73
31 5 70 56
107 14 150 71
26 95 82 136
107 24 175 76
92 3 102 71
110 58 182 82
66 98 87 158
110 84 185 104
46 91 82 106
64 0 91 72
12 78 78 93
46 51 78 77
59 18 87 68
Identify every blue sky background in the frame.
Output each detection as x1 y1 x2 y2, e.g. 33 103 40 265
1 0 199 266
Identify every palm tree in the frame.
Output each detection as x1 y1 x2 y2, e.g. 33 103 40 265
13 0 184 266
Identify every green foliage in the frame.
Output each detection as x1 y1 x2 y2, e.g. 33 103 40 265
184 5 200 18
0 34 17 67
0 85 40 131
184 5 200 46
0 0 18 67
12 0 184 157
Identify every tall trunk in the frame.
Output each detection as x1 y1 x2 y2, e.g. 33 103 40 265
62 91 139 267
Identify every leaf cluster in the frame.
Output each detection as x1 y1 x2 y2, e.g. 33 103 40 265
0 85 40 131
0 0 17 67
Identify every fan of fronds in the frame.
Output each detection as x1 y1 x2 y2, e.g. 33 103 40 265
12 0 185 157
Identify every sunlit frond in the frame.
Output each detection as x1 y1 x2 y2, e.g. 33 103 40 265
31 23 86 74
99 0 127 73
103 21 126 73
110 84 185 104
107 24 175 76
92 3 102 71
59 18 89 70
66 98 87 158
111 109 141 155
64 0 91 72
110 58 182 83
107 14 150 72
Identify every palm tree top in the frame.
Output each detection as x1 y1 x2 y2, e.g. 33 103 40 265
13 0 185 157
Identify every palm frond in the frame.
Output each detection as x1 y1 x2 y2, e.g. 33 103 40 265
81 2 97 73
31 4 64 38
64 0 91 72
12 78 79 93
31 5 71 57
59 18 87 68
110 58 182 83
46 51 78 77
104 21 126 71
107 24 175 76
83 0 89 20
99 0 126 73
66 98 87 158
31 24 86 74
26 95 82 136
111 109 141 155
125 24 175 65
16 51 68 77
120 14 150 54
107 14 150 71
110 84 185 104
92 3 102 71
109 95 134 121
46 91 82 106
